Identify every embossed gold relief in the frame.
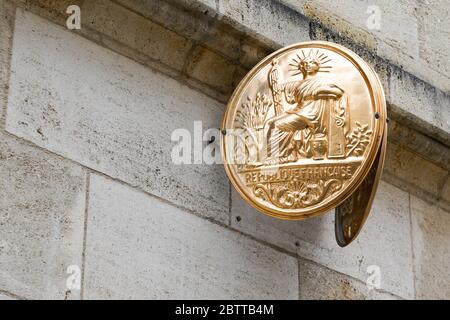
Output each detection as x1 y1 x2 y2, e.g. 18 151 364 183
221 41 387 246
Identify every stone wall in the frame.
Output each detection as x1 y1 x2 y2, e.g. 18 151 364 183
0 0 448 300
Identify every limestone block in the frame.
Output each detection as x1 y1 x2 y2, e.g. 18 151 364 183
218 0 310 47
231 181 414 299
387 120 450 172
15 0 84 20
299 259 399 300
441 177 450 204
281 0 450 92
0 0 14 123
384 142 448 200
0 292 15 300
82 0 193 73
417 0 450 89
185 46 237 94
410 196 450 299
6 9 229 223
0 133 85 300
389 67 450 143
115 0 246 62
83 174 299 299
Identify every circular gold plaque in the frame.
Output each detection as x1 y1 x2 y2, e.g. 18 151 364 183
221 41 386 220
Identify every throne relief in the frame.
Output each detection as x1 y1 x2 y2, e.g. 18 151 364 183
233 49 365 168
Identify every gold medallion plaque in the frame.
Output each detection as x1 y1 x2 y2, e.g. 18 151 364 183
221 41 387 246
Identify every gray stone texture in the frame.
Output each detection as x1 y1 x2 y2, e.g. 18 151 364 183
6 9 229 223
0 291 16 300
178 0 450 146
232 181 415 299
0 0 14 123
82 0 193 75
388 67 450 145
217 0 310 47
383 142 449 209
280 0 450 94
299 259 399 300
387 120 450 172
83 174 299 299
411 196 450 299
0 0 448 300
0 132 85 300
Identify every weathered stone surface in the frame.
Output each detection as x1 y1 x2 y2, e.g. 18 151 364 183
302 0 378 51
410 196 450 299
82 0 193 73
6 10 229 223
218 0 310 47
19 0 449 147
441 176 450 204
0 132 85 300
170 0 217 11
114 0 275 74
384 142 448 202
417 0 450 90
299 259 399 300
185 45 236 94
0 0 448 302
231 181 414 299
307 14 449 146
388 67 450 144
281 0 450 93
0 0 14 123
83 174 299 299
15 0 84 21
387 120 450 172
13 0 450 146
231 189 307 254
165 0 450 145
0 292 15 300
238 42 271 69
308 20 390 96
116 0 249 62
